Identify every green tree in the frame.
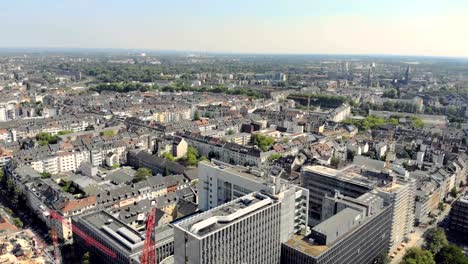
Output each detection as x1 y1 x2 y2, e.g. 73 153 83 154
227 129 235 135
133 167 152 183
12 218 23 228
438 202 446 211
198 156 209 162
82 252 91 264
6 178 14 192
374 252 391 264
252 134 275 152
36 132 58 145
450 187 458 198
383 88 397 98
435 244 468 264
424 228 448 255
330 156 340 169
389 118 399 125
61 180 75 193
268 153 282 162
346 150 355 161
57 130 73 136
411 117 424 128
4 207 13 216
0 169 4 183
100 130 115 137
185 146 199 166
193 110 200 121
342 115 387 130
162 152 176 161
401 247 435 264
447 106 458 116
40 171 52 178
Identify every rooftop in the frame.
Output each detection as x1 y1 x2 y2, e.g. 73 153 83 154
201 160 268 184
285 235 329 257
77 210 144 252
177 192 275 238
302 165 376 189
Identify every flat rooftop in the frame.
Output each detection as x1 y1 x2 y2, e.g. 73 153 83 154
285 235 329 257
201 160 267 184
302 165 376 188
78 211 144 252
177 192 276 238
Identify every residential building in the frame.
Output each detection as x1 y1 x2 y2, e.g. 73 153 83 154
180 132 273 167
172 137 188 159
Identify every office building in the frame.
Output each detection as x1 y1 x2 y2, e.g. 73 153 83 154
199 160 308 232
174 192 282 264
301 165 415 253
281 191 392 264
198 160 270 211
448 193 468 242
198 161 308 235
175 161 308 264
301 165 375 225
73 210 174 264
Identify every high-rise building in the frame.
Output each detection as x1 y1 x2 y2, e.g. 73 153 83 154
198 160 269 211
375 179 415 253
175 160 309 264
404 65 410 84
448 193 468 242
281 191 392 264
198 160 308 213
174 192 282 264
367 67 372 88
301 165 375 225
301 165 415 253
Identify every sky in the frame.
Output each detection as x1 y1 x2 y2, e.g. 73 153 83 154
2 0 468 57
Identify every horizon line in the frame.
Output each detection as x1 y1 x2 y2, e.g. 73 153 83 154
1 46 468 60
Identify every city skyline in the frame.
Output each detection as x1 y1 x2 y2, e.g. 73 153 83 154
3 0 468 57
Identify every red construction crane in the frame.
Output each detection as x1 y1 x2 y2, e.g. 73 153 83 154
49 210 117 259
51 227 61 263
141 208 157 264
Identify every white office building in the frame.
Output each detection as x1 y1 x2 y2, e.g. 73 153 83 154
174 192 282 264
175 161 309 263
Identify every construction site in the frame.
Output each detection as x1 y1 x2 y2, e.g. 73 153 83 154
0 230 52 264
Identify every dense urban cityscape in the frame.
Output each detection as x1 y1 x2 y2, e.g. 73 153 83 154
0 51 466 264
2 1 468 264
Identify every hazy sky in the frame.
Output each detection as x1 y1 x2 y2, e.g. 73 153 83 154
2 0 468 57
